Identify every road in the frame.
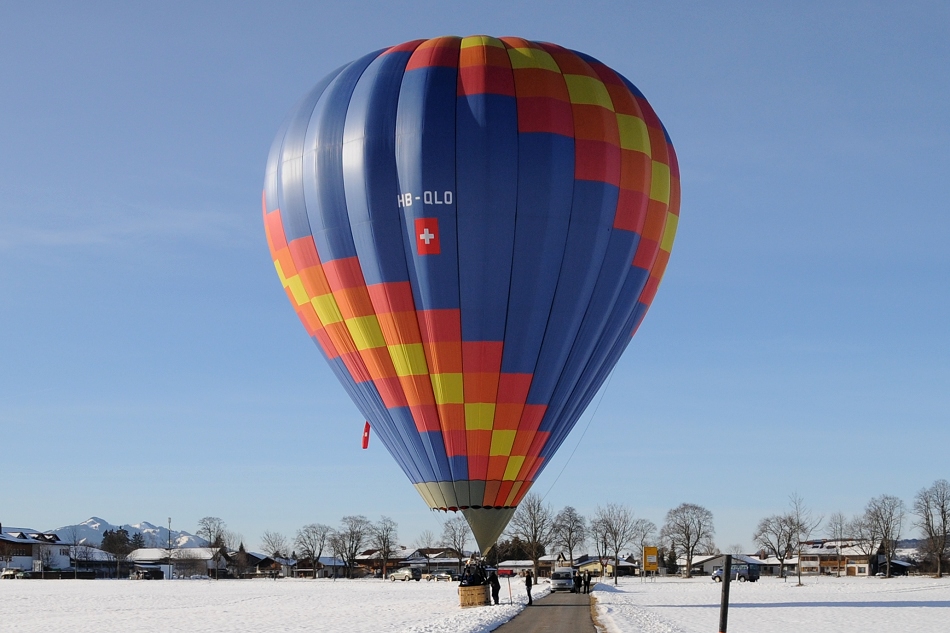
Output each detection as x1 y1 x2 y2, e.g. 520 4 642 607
492 590 596 633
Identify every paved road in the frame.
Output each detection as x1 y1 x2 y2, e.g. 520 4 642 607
492 591 596 633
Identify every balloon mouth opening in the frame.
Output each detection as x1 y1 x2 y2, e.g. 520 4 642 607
435 505 514 512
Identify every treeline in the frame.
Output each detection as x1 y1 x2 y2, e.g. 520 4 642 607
157 478 948 581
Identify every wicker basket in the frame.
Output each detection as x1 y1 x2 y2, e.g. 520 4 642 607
458 584 491 608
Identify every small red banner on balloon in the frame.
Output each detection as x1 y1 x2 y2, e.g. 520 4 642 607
362 421 371 449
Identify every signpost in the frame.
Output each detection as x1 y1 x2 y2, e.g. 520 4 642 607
643 546 659 582
719 555 733 633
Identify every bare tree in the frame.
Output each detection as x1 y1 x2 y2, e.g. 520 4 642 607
371 516 399 579
789 493 822 586
866 494 905 578
848 514 881 577
913 479 950 577
441 515 471 574
826 511 849 577
261 530 289 558
295 524 332 579
414 529 437 573
328 530 347 579
632 518 658 555
552 506 587 566
507 494 555 578
337 515 371 578
753 514 796 580
589 513 610 578
196 517 226 547
593 504 636 585
660 503 715 578
196 517 228 579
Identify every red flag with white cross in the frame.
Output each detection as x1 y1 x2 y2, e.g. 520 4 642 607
415 218 440 255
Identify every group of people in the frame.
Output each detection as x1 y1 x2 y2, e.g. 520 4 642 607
572 570 593 594
460 563 503 606
462 564 593 607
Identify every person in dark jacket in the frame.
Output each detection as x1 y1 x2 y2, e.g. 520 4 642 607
525 571 533 605
489 571 501 605
584 571 592 594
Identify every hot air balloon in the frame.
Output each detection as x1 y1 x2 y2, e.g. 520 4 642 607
262 36 680 553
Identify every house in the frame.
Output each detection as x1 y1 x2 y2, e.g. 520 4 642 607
754 554 798 577
0 528 71 573
356 546 412 575
577 555 638 577
798 539 882 576
128 548 228 578
497 559 535 576
293 555 348 578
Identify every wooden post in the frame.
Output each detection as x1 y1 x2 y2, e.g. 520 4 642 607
719 555 732 633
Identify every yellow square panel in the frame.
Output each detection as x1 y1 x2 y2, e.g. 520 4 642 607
490 430 517 456
650 161 671 204
507 47 560 72
345 315 386 351
564 75 613 110
284 275 310 306
464 403 496 430
503 456 526 481
461 35 505 49
431 373 464 404
616 114 650 154
661 212 678 251
311 294 343 325
388 343 429 377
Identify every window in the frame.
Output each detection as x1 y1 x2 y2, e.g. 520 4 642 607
858 567 866 574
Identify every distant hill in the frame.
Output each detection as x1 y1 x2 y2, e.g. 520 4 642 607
50 517 208 548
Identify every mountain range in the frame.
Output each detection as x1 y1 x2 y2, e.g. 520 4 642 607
49 517 208 548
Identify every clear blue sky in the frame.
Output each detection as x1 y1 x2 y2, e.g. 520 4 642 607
1 1 947 553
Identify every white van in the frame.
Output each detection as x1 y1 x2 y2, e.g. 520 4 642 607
550 567 576 592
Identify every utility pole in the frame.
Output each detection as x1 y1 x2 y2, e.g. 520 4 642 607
167 517 173 580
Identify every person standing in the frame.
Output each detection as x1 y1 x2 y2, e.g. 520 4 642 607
525 570 533 605
584 571 591 594
489 570 501 605
573 570 581 594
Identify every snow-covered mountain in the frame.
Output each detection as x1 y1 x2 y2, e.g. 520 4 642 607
50 517 208 548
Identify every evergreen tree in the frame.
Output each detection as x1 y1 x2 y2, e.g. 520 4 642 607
100 529 133 578
665 545 678 575
130 532 146 550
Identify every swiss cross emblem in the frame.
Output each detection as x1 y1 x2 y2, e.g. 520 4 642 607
415 218 440 255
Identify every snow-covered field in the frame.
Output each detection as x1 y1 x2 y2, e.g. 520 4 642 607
593 575 950 633
5 575 948 632
0 577 545 633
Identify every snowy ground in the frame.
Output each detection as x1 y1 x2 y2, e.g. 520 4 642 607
1 577 547 633
6 575 947 632
592 575 950 633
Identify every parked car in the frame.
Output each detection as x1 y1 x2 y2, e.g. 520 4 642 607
550 567 577 592
390 567 422 581
424 570 453 581
711 564 760 583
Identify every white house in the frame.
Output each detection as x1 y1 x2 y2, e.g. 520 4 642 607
0 530 71 572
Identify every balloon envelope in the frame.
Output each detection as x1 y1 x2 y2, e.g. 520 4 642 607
263 36 680 551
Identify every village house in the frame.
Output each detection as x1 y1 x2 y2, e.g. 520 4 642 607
798 539 883 576
0 527 71 575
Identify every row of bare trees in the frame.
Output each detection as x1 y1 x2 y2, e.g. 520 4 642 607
753 480 950 581
497 494 687 584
